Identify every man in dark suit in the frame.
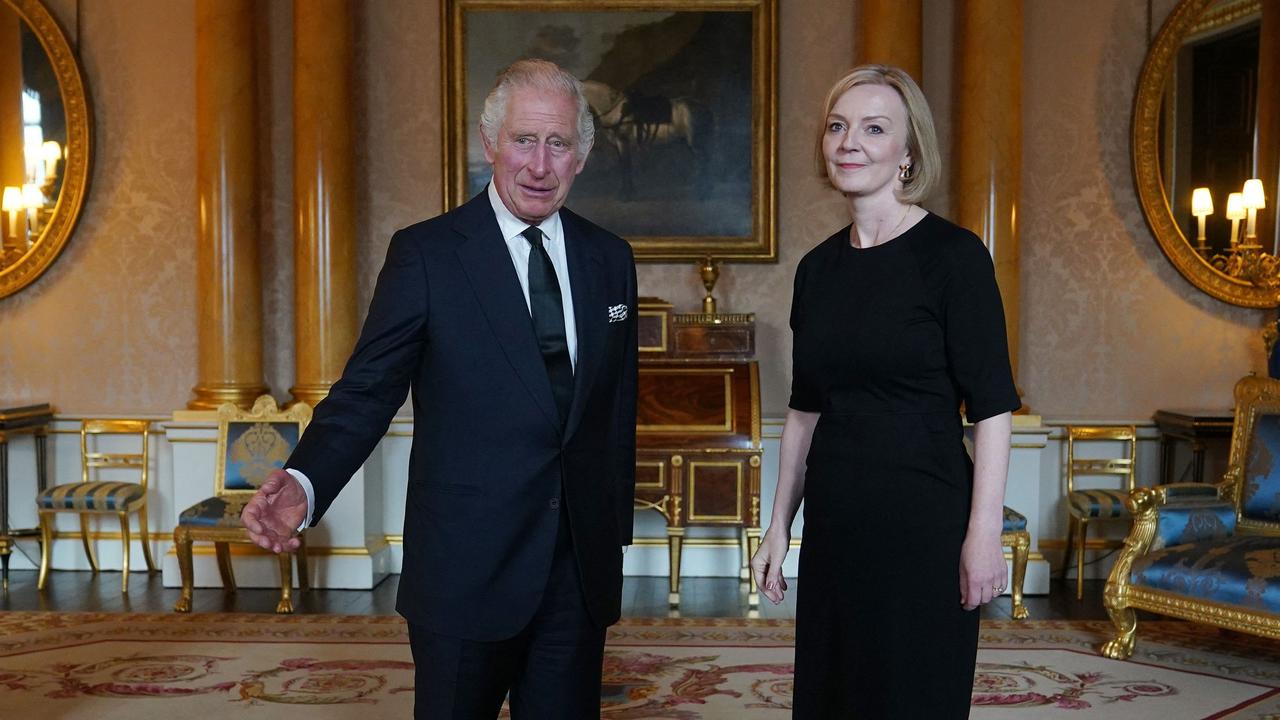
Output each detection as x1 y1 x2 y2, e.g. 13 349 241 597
242 58 638 719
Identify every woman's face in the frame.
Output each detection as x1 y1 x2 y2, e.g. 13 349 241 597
822 83 913 199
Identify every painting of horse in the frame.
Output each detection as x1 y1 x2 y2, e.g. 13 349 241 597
447 0 776 261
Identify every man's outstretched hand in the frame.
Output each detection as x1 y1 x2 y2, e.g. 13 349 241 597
241 469 307 553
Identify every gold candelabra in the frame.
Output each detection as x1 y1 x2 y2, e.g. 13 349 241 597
1197 179 1271 287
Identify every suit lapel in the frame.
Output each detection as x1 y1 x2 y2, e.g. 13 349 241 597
452 194 562 433
562 209 605 441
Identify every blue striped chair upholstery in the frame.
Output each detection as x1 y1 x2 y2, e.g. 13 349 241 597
37 419 157 594
172 396 312 614
1001 505 1030 619
1063 425 1137 600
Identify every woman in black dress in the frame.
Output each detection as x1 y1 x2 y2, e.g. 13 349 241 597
750 64 1020 718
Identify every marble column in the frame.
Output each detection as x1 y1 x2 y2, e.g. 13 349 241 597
953 0 1023 379
290 0 358 407
855 0 922 82
190 0 268 410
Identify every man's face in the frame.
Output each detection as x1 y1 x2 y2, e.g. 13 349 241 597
482 87 589 224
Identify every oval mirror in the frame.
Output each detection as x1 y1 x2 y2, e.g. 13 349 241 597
1134 0 1277 306
0 0 89 300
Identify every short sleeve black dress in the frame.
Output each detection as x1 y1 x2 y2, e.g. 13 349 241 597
788 212 1021 718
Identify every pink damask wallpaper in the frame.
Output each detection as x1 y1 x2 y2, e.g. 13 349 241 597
1017 0 1265 417
0 0 1267 419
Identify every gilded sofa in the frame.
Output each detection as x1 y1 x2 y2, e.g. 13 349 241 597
1101 376 1280 659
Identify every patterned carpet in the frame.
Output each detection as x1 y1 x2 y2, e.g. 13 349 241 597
0 613 1278 718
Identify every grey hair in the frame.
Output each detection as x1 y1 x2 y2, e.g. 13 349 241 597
479 59 595 158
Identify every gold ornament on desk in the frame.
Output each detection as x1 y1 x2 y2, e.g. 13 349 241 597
699 256 721 315
1202 179 1275 288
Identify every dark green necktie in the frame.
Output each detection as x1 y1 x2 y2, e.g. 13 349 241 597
522 226 573 426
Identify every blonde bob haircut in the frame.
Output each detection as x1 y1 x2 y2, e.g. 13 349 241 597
815 64 940 204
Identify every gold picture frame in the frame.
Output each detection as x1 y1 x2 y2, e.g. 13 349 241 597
0 0 91 299
442 0 777 262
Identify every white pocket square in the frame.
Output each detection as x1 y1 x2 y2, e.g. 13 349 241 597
607 304 628 322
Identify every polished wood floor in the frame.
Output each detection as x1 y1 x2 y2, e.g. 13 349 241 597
0 568 1114 621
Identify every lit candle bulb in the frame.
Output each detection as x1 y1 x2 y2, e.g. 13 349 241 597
22 184 42 235
40 140 60 179
1243 178 1266 244
1225 192 1245 249
1191 187 1213 253
2 186 22 243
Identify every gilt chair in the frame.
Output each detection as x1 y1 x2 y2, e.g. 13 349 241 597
173 396 311 614
37 419 157 593
1102 375 1277 659
1001 506 1031 619
1062 425 1138 600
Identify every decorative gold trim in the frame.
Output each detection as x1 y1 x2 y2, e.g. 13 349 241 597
162 542 386 557
633 536 746 548
636 459 666 489
0 0 92 299
748 362 761 447
441 0 778 262
686 460 743 522
1003 550 1048 562
1189 0 1259 35
636 369 734 433
1132 0 1276 307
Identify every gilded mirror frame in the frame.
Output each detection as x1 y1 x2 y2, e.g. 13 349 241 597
0 0 90 299
1134 0 1275 307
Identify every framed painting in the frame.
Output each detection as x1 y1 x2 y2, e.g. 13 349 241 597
442 0 777 262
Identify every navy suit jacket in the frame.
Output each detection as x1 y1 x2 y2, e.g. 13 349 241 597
287 190 638 640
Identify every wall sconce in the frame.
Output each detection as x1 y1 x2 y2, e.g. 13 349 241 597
1191 186 1213 256
1209 179 1274 288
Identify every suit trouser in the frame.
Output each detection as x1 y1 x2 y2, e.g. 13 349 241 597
408 505 606 719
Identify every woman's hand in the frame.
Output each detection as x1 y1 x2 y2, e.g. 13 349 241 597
959 529 1006 610
750 527 791 604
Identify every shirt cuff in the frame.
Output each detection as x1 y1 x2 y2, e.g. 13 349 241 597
285 468 316 532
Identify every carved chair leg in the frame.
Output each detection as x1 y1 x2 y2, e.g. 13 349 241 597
666 526 685 607
275 551 295 614
136 504 157 573
118 511 131 594
173 528 194 613
1061 511 1076 581
1100 602 1137 659
79 513 99 572
1076 517 1089 600
295 535 309 592
37 511 53 590
214 542 236 592
1010 531 1030 620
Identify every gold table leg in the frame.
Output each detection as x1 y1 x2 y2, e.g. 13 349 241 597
666 526 685 607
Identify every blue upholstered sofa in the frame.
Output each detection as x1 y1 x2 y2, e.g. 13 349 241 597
1101 376 1280 659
